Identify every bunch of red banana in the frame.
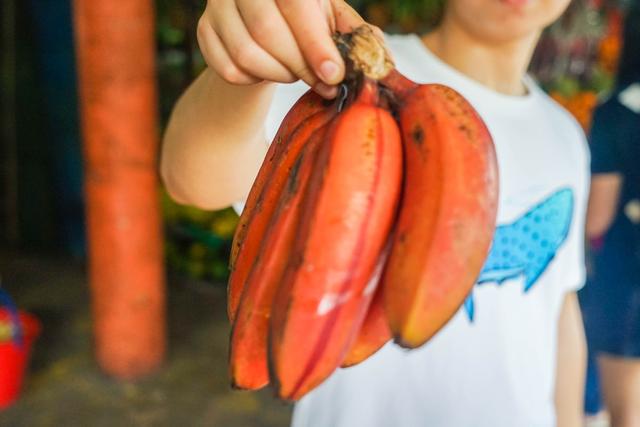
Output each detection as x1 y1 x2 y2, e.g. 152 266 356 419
227 26 499 401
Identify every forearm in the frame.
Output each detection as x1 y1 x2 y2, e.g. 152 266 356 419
161 68 275 209
554 292 587 427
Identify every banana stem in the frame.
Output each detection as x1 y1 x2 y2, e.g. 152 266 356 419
334 26 394 81
380 69 419 99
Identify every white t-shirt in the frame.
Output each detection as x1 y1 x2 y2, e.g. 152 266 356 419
235 33 589 427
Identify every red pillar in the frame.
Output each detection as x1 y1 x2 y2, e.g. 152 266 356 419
73 0 166 379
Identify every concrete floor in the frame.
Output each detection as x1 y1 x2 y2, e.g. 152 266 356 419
0 251 292 427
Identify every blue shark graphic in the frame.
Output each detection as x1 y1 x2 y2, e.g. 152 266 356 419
464 188 574 321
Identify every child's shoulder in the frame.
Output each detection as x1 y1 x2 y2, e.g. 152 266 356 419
517 78 590 167
532 82 588 143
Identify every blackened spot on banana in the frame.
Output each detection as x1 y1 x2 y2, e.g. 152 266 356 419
269 137 282 161
321 97 334 108
458 123 473 140
412 126 424 146
291 252 304 270
378 85 403 118
287 152 305 194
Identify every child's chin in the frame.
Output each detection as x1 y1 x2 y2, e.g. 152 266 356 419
500 0 533 7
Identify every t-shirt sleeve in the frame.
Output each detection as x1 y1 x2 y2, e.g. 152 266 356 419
559 126 591 293
589 103 622 174
232 80 310 216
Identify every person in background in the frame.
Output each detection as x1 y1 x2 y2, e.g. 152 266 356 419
161 0 589 425
581 4 640 426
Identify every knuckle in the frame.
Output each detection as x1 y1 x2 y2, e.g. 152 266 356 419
250 15 277 40
233 46 259 70
195 20 211 64
219 64 244 84
196 16 210 42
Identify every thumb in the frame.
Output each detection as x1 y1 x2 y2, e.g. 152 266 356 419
330 0 366 33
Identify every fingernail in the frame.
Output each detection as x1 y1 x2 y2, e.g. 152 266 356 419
319 60 340 83
314 82 337 99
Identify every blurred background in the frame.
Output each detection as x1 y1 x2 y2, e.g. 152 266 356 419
0 0 634 425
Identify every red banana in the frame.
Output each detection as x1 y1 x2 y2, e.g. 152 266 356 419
227 94 336 323
229 128 323 390
381 73 499 348
269 81 403 400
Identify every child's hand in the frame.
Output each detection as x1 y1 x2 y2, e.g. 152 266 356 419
197 0 368 98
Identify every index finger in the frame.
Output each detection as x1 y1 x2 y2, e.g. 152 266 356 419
276 0 345 85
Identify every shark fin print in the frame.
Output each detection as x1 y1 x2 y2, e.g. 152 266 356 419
463 294 475 322
465 188 574 321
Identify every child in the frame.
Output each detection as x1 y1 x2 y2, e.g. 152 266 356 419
161 1 588 425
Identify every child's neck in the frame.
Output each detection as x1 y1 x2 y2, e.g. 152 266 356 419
422 24 540 96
